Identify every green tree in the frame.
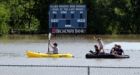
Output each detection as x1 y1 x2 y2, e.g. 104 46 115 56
0 4 10 35
8 0 40 34
131 0 140 33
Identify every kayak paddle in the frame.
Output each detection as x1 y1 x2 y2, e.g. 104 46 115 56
48 33 51 53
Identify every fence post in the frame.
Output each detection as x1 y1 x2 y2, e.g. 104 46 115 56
87 66 90 75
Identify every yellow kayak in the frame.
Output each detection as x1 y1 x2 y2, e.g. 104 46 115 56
26 51 73 58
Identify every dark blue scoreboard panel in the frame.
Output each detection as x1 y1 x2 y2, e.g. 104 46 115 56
49 5 87 33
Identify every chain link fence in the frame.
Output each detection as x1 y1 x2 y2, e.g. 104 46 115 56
0 65 140 75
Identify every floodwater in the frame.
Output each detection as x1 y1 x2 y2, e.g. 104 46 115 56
0 34 140 75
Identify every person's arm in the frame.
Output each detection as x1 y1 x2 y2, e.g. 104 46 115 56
97 39 104 49
49 42 54 48
48 42 54 54
110 48 113 54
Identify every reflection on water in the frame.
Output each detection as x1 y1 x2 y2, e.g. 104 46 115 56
0 53 20 58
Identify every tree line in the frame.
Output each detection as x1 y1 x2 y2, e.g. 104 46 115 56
0 0 140 35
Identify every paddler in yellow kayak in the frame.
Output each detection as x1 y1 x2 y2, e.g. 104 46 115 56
47 33 59 54
49 42 59 54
